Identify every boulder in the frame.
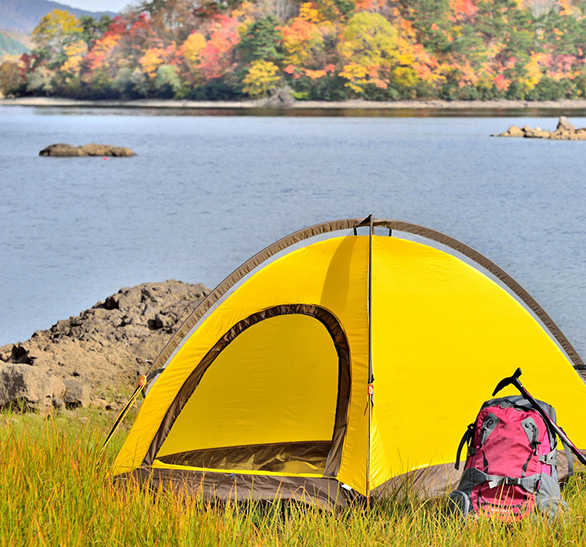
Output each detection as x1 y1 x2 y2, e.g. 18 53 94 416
40 143 136 157
63 379 91 409
523 127 551 139
502 125 524 137
49 375 66 398
557 116 576 132
262 85 295 108
0 363 53 410
39 143 82 157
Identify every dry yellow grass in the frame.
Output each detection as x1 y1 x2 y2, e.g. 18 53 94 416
1 409 585 546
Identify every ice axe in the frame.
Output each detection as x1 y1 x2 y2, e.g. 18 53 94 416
493 367 586 466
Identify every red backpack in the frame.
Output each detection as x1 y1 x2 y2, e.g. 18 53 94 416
450 395 573 520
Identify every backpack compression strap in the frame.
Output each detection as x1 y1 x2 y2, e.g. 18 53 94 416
459 468 541 493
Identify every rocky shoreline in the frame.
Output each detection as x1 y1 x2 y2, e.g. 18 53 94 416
0 280 209 413
5 97 586 110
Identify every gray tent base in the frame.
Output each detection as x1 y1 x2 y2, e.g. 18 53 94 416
113 451 582 510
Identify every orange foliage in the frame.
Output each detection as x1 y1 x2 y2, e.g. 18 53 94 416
450 0 478 19
85 33 120 71
353 0 385 12
140 44 176 79
280 18 323 66
194 16 241 81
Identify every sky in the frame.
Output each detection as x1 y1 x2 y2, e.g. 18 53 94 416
61 0 133 12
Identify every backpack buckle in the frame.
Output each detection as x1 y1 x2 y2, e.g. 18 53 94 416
504 477 520 486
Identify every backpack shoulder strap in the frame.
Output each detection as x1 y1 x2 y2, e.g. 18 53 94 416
559 436 575 477
455 423 474 471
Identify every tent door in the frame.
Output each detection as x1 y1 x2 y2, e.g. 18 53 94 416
146 305 350 477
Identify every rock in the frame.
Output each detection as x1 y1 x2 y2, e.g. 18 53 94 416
524 127 551 139
63 379 91 409
502 125 524 137
51 397 65 410
0 280 209 405
7 345 35 364
0 364 53 410
91 398 113 410
49 375 66 398
557 116 576 132
39 143 82 157
493 117 584 140
40 143 136 157
262 85 295 108
79 143 136 157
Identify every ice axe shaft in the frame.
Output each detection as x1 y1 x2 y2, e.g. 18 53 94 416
493 367 586 467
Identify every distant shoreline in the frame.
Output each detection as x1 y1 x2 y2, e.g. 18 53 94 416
4 96 586 111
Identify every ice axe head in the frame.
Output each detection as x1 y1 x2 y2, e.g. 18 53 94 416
492 367 523 396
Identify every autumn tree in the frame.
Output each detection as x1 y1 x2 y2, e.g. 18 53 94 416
242 59 280 96
338 12 399 93
0 61 23 96
32 10 83 66
80 15 112 49
281 17 324 66
137 0 199 43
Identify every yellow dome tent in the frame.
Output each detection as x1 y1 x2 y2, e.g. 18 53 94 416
111 217 586 506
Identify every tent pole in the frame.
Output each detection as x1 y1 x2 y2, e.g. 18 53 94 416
366 214 374 501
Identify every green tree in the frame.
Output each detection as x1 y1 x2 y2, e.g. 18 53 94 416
399 0 453 54
80 15 112 49
154 64 183 97
237 17 283 64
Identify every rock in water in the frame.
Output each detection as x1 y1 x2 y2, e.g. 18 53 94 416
40 143 136 157
557 116 576 132
493 116 586 140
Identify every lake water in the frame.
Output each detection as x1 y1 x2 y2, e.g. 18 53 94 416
1 105 585 361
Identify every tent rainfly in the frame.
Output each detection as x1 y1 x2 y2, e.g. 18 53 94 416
112 217 586 507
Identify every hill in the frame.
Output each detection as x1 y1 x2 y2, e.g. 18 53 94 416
0 0 117 32
0 30 32 59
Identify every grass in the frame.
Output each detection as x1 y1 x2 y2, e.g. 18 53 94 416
1 408 586 546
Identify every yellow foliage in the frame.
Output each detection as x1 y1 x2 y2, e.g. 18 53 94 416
338 12 398 68
242 60 280 97
299 2 321 23
32 9 82 58
523 57 542 90
140 48 167 80
61 41 88 74
339 62 387 94
231 1 255 27
393 66 417 88
183 32 206 68
33 9 82 41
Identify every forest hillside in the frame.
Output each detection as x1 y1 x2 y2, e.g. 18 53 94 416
1 0 586 101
